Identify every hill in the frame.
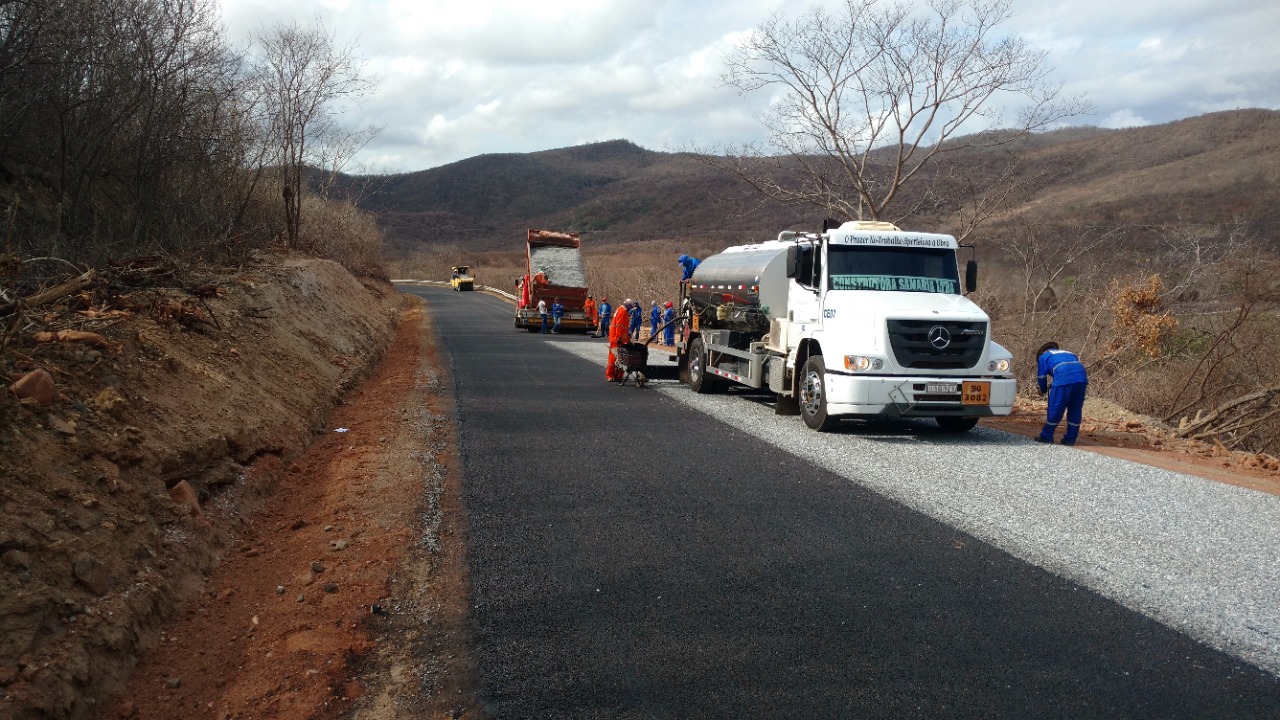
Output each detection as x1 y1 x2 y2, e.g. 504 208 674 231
355 110 1280 255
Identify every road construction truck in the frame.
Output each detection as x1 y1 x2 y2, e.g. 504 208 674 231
514 229 593 332
677 220 1015 432
450 265 474 291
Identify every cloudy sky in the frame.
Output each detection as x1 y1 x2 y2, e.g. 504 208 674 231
217 0 1280 174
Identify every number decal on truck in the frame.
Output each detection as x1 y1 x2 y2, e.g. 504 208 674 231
962 381 991 405
823 309 837 318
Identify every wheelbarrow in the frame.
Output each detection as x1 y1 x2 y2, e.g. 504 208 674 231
615 342 648 387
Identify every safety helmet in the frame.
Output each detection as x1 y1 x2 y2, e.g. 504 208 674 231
664 301 673 308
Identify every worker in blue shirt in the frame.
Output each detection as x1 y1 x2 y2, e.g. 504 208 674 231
596 297 612 338
678 254 700 281
628 300 642 341
550 298 564 334
649 300 660 339
1036 342 1088 445
662 301 675 346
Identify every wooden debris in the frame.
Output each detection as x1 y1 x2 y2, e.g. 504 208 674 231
33 329 123 355
0 269 96 317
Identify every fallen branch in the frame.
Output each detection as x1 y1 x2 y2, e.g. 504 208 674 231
0 269 96 317
32 329 123 355
1176 384 1280 443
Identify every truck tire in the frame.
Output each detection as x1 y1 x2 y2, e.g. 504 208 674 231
935 416 979 432
687 337 722 394
799 356 839 431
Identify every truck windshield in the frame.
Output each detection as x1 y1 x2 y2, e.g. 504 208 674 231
827 246 960 294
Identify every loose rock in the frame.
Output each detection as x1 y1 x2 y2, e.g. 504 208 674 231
2 549 33 570
11 369 55 406
72 556 112 596
168 480 206 523
49 415 76 436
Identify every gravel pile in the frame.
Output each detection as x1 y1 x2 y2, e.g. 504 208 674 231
530 246 586 287
550 338 1280 677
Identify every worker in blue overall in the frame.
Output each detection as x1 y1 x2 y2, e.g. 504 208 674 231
1036 342 1088 445
678 254 700 281
628 300 642 341
649 300 660 339
662 301 675 346
596 297 612 339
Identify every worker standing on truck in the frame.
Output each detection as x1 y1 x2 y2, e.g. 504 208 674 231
678 254 700 281
1036 341 1089 445
662 301 675 346
597 297 612 339
537 298 549 334
551 298 564 334
585 295 597 328
629 300 642 341
607 300 631 381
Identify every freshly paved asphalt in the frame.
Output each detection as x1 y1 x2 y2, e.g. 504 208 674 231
404 285 1280 719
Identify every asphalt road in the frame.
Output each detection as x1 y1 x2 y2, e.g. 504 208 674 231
404 285 1280 719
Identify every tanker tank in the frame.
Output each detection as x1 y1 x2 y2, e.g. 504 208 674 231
687 243 793 334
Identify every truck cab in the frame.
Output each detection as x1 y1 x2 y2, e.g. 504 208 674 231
678 221 1015 432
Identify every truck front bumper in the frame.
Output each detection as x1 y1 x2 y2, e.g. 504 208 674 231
824 374 1016 418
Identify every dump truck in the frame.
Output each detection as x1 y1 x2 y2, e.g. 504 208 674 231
450 265 474 291
676 220 1015 432
514 229 592 332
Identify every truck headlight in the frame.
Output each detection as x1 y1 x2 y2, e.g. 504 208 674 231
988 358 1011 373
844 355 884 372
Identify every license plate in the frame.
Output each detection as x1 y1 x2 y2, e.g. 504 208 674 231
927 383 959 394
961 381 991 405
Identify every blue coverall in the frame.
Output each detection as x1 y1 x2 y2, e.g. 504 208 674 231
598 301 612 338
551 301 563 333
629 304 642 341
679 255 700 280
649 304 660 337
1038 348 1088 444
662 306 675 345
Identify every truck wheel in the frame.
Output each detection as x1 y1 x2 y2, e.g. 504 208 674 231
799 356 839 431
935 416 979 432
687 337 721 394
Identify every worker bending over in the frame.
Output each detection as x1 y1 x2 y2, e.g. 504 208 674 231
1036 341 1088 445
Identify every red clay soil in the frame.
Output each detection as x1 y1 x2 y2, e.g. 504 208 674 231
100 299 481 720
983 400 1280 497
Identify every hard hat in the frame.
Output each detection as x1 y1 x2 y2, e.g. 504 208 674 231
665 301 673 308
624 298 633 305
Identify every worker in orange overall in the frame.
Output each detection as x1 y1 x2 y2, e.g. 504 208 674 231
606 299 632 382
584 295 597 328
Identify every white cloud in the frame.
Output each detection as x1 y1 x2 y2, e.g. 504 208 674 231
217 0 1280 172
1101 109 1151 129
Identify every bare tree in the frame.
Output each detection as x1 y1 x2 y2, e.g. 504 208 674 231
715 0 1087 237
250 20 377 250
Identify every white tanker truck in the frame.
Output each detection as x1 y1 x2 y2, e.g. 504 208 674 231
676 220 1015 432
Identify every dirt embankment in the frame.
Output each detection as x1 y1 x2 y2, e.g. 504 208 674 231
1 257 402 718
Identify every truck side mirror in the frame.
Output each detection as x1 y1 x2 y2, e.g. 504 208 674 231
965 260 978 293
786 246 798 278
